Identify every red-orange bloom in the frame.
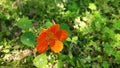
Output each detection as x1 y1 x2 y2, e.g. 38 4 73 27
36 24 68 53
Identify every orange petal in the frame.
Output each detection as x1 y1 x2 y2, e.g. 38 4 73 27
37 29 47 43
48 24 59 33
55 30 68 40
36 40 48 53
50 40 63 53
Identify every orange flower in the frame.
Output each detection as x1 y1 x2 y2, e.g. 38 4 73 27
36 24 68 53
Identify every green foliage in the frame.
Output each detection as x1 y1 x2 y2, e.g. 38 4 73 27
0 0 120 68
115 51 120 63
102 61 109 68
113 19 120 29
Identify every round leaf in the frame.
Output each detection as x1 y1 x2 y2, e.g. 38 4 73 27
33 53 48 68
17 17 32 30
20 32 36 47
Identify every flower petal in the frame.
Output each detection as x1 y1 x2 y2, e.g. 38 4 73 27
55 30 68 40
37 29 47 43
50 40 63 53
36 40 48 53
48 24 59 33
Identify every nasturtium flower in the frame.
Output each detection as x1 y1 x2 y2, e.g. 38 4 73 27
36 24 68 53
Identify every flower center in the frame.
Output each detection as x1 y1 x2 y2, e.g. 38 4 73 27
46 32 57 41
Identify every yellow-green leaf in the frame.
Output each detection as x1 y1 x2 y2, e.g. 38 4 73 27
33 53 48 68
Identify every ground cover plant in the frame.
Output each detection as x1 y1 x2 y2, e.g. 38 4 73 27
0 0 120 68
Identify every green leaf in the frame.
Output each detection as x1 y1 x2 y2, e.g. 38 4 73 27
102 61 109 68
58 53 67 61
69 3 78 11
60 23 71 37
45 20 52 28
57 60 63 68
72 36 78 44
0 32 3 39
103 43 115 55
93 55 102 62
33 53 48 68
0 66 13 68
68 51 73 59
17 17 32 30
66 37 72 42
20 32 36 47
115 34 120 41
2 49 10 53
67 58 75 66
102 27 115 39
115 51 120 62
95 21 102 29
88 3 97 10
113 19 120 29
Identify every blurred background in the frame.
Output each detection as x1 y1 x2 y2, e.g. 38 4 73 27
0 0 120 68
